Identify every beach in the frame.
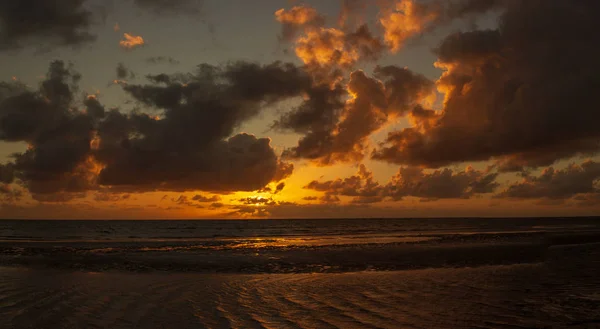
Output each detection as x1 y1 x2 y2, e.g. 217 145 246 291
1 218 600 328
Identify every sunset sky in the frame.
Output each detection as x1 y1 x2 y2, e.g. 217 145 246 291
0 0 599 219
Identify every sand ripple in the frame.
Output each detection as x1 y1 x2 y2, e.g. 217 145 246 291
1 242 600 329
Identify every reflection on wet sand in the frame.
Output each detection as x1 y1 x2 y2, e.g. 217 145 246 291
1 241 599 329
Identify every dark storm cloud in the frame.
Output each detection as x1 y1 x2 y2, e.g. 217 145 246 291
0 163 13 184
97 132 291 192
0 61 96 199
279 65 434 165
373 0 600 170
84 95 106 119
304 164 498 202
0 0 99 50
0 60 320 200
96 60 311 192
274 83 346 135
0 61 82 143
116 63 135 80
386 166 498 201
497 161 600 204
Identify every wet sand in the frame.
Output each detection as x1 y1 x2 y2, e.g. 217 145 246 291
2 241 600 329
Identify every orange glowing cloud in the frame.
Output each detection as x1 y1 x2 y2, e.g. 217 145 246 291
296 28 358 68
275 6 324 41
119 33 145 50
295 25 384 71
275 6 321 26
380 0 439 52
89 131 101 151
275 6 383 74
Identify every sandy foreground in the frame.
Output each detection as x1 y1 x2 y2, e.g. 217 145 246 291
1 242 600 329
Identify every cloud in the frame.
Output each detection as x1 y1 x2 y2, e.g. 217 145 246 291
258 182 287 194
171 195 205 208
0 61 98 199
192 194 221 203
379 0 440 52
97 64 308 192
274 4 428 165
0 163 23 203
94 192 130 202
146 56 180 65
276 5 384 75
274 182 285 194
0 163 14 184
0 60 316 200
319 194 341 204
116 63 135 80
224 201 378 219
0 0 99 51
379 0 505 52
294 24 385 70
228 205 271 218
305 164 382 203
0 183 22 202
275 6 325 42
338 0 367 28
210 202 224 209
119 33 145 50
304 164 498 202
100 133 288 192
497 160 600 205
386 166 499 201
373 1 600 170
279 66 434 165
239 196 276 206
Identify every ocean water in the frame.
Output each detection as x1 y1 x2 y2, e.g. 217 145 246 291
1 217 600 328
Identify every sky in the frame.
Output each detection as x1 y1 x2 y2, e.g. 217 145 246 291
0 0 599 219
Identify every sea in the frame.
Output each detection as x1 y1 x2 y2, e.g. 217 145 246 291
1 217 599 328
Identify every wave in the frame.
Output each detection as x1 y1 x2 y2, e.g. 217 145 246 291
3 231 599 273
